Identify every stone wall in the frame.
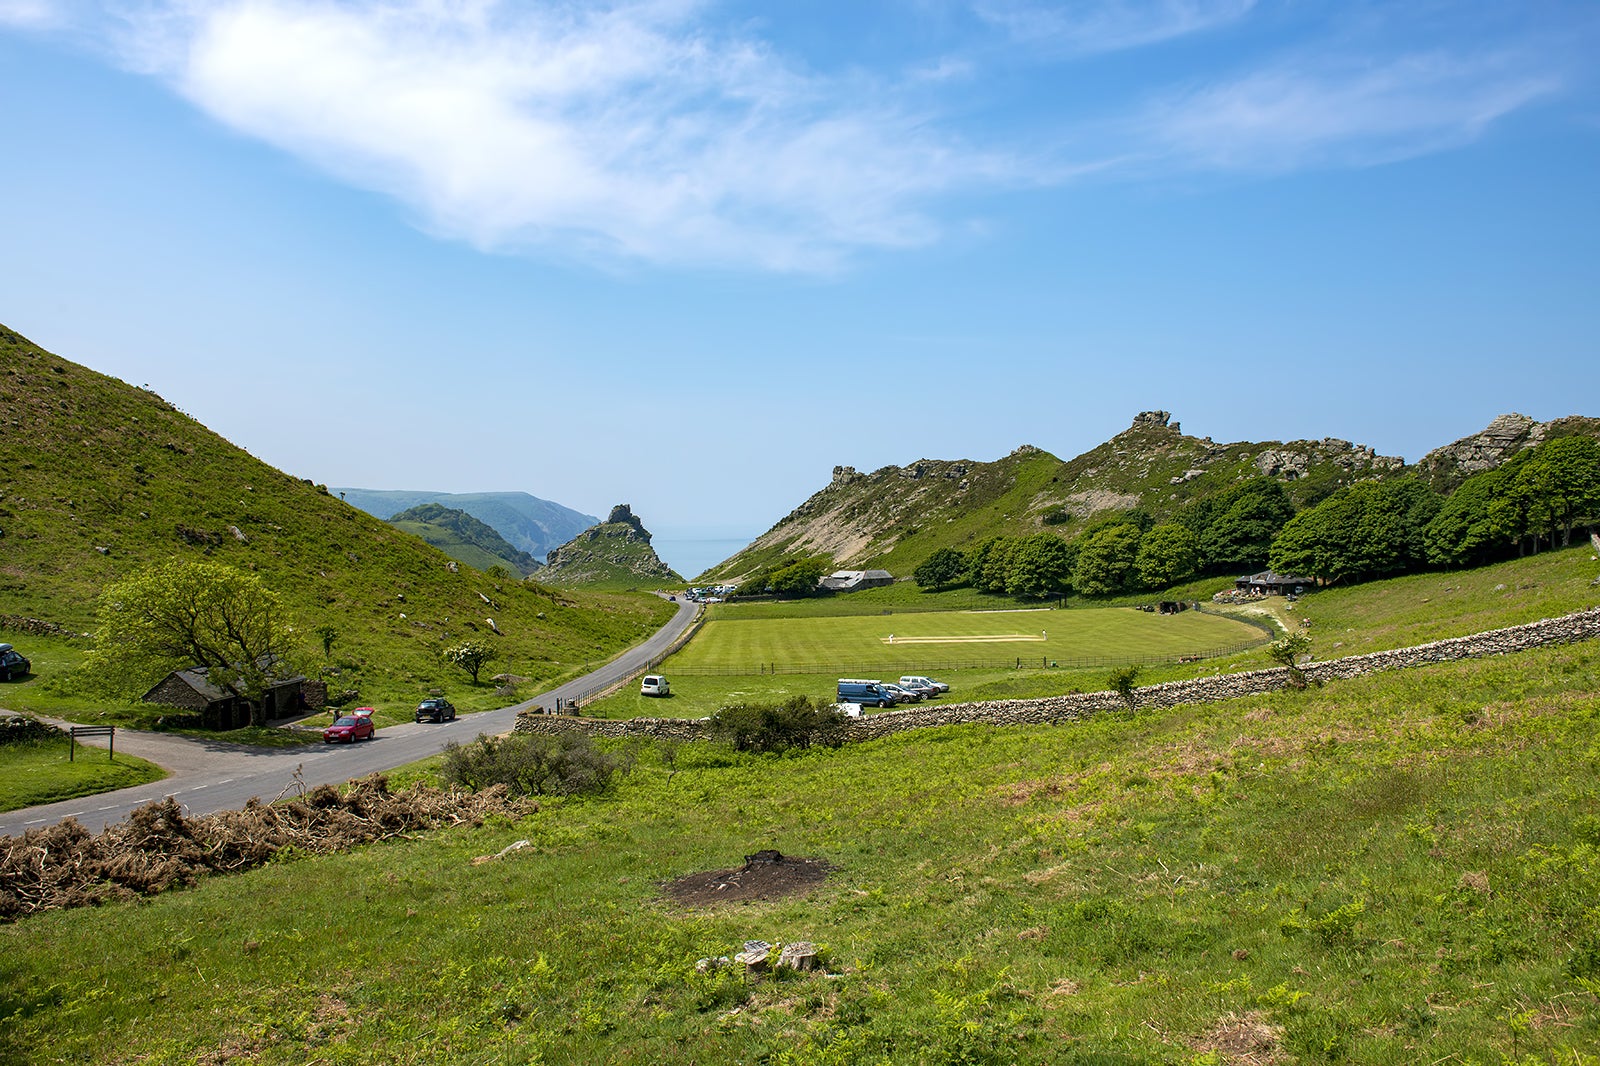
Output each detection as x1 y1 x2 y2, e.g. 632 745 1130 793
514 606 1600 743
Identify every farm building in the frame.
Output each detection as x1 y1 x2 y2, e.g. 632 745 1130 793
142 666 310 729
819 569 895 592
1235 571 1315 596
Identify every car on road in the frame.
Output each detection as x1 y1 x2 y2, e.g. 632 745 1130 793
0 644 29 682
415 697 457 723
324 714 376 743
641 675 671 697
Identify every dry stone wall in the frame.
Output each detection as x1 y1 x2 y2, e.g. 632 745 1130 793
514 606 1600 743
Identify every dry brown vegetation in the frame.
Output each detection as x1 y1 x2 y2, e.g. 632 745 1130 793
0 775 531 920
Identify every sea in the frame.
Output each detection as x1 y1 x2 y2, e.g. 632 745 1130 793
649 532 758 581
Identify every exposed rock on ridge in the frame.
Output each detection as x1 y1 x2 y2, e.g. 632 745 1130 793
541 504 680 587
1414 413 1600 492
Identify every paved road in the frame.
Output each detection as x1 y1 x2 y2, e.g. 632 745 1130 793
0 594 699 838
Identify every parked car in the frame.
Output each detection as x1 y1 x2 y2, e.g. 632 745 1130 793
881 682 922 703
415 697 457 723
899 675 948 695
0 644 29 682
894 677 938 699
324 714 375 743
641 675 671 697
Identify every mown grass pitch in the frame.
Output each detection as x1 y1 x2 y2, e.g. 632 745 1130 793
668 605 1267 674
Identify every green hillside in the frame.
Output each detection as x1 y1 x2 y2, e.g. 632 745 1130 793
4 636 1598 1062
388 502 542 576
334 487 597 558
0 326 673 713
708 410 1599 588
541 504 683 589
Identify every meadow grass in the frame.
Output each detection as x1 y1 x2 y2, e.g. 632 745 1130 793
673 606 1264 674
0 735 165 812
4 642 1599 1064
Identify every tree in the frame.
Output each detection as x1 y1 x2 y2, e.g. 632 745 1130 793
1072 523 1142 595
768 557 829 596
1267 632 1312 689
1269 478 1441 585
314 624 340 661
1195 479 1296 572
1509 436 1600 549
1107 665 1142 708
444 639 497 684
1006 534 1075 599
1425 467 1514 567
1135 523 1199 589
968 536 1019 593
88 561 299 727
914 547 968 590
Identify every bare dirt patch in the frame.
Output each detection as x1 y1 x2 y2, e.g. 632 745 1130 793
662 849 831 905
1192 1010 1286 1065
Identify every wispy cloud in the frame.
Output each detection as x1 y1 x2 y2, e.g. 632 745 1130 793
973 0 1257 54
5 1 1585 270
0 0 64 29
100 0 1015 271
1136 49 1563 173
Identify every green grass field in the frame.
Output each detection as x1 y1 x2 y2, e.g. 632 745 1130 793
674 605 1266 674
0 734 165 812
4 642 1599 1063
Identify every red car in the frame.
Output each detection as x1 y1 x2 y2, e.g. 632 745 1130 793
324 711 375 743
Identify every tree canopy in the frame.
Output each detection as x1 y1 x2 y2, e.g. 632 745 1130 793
88 561 300 726
1269 478 1440 584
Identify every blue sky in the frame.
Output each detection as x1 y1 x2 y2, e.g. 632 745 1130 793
2 1 1597 570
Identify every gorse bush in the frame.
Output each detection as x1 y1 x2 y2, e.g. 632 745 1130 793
440 732 632 797
710 696 845 753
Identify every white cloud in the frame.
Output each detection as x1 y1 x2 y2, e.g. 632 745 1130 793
1138 49 1562 172
0 0 65 28
105 0 1012 271
973 0 1257 54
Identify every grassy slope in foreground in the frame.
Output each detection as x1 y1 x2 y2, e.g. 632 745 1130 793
0 326 675 720
3 642 1598 1063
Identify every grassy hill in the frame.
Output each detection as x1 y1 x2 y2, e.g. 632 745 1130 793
0 325 674 719
3 633 1598 1062
334 487 597 559
541 504 683 589
709 413 1412 581
388 502 542 576
707 410 1599 585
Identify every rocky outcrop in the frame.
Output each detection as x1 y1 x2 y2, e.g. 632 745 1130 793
540 504 680 586
1416 413 1543 490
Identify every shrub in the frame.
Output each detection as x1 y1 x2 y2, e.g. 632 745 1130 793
440 732 632 797
710 696 846 753
1107 665 1142 708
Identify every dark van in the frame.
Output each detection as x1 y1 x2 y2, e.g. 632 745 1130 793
837 679 896 708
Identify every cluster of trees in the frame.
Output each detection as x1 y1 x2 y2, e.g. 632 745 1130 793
911 438 1600 598
1269 436 1600 584
912 478 1298 598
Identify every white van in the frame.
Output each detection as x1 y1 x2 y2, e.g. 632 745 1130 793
641 675 670 697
